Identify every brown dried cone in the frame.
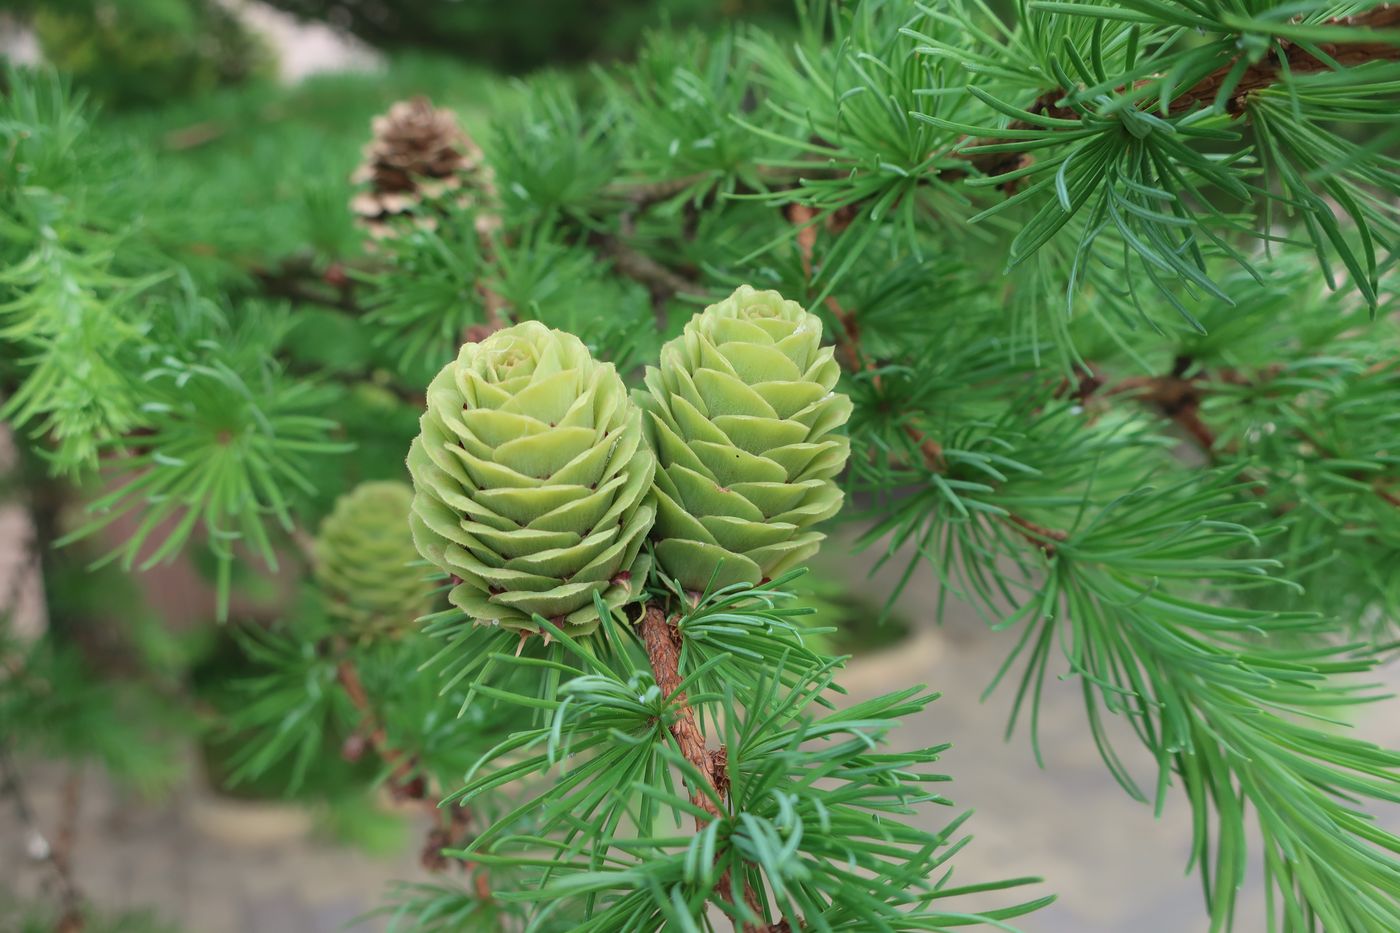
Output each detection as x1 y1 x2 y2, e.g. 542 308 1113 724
350 96 494 240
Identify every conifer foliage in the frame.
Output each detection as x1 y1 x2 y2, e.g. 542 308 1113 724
4 0 1400 930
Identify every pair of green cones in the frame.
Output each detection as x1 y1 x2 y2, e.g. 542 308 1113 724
318 286 851 635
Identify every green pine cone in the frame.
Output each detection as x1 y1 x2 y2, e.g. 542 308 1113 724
642 285 852 591
407 321 655 634
314 480 436 635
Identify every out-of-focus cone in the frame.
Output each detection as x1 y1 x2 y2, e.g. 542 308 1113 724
350 97 492 240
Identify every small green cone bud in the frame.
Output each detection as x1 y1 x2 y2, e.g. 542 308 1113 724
314 481 436 635
642 285 852 591
407 322 656 634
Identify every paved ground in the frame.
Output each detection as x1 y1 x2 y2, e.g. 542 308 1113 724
847 528 1400 932
5 524 1398 932
2 764 392 932
0 430 45 642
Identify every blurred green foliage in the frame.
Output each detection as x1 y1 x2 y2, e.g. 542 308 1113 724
788 564 912 657
26 0 274 109
0 892 181 933
90 56 498 276
261 0 796 72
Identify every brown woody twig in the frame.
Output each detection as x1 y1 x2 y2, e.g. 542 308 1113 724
600 235 705 309
1006 513 1070 558
334 654 482 879
613 7 1400 207
336 656 426 801
640 604 768 932
963 5 1400 180
606 172 716 211
0 746 86 932
1167 4 1400 117
786 207 1047 542
253 255 365 315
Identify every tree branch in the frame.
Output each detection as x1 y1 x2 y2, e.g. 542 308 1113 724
963 4 1400 179
335 656 426 801
786 209 1060 545
1098 359 1219 453
252 255 366 315
640 604 767 932
599 234 705 311
0 744 85 932
1172 4 1400 116
605 172 716 211
600 6 1400 202
639 605 722 822
1005 513 1069 558
1080 359 1400 514
335 652 484 878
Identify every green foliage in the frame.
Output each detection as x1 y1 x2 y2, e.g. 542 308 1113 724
433 584 1048 930
31 0 273 109
980 471 1400 929
210 606 520 800
787 565 912 656
0 889 181 933
89 57 498 282
1 69 152 473
360 211 493 372
0 631 188 792
215 618 350 794
59 303 347 616
493 79 621 223
374 878 542 931
903 0 1400 319
0 540 196 794
607 30 771 189
259 0 796 72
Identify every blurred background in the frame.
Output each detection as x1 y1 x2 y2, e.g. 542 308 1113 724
1 3 1397 932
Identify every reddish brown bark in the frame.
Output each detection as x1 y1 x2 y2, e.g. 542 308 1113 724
966 5 1400 179
639 604 767 931
1007 513 1070 558
1168 4 1400 116
640 605 723 821
336 658 427 801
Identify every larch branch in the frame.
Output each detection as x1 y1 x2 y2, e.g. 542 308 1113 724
252 255 365 315
640 604 767 932
335 653 483 879
335 656 427 801
606 172 716 210
639 604 723 823
785 208 1053 543
600 235 705 304
1168 3 1400 117
1006 513 1069 558
965 4 1400 179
